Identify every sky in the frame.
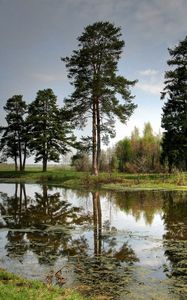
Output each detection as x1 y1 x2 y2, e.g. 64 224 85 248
0 0 187 150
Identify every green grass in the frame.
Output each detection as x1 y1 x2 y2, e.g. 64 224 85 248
0 164 85 184
0 163 186 191
0 268 88 300
103 182 187 191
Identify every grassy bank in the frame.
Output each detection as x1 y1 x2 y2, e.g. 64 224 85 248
0 164 186 191
0 268 88 300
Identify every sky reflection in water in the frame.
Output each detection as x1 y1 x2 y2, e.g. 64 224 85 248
0 183 186 299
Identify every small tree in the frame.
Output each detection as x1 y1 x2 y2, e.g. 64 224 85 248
115 138 132 172
27 89 75 171
141 122 160 171
62 21 137 175
0 95 28 171
71 151 91 171
161 36 187 171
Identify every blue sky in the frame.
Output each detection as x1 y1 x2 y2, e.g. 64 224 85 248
0 0 187 147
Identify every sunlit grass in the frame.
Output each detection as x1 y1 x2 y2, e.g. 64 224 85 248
0 163 186 190
0 268 89 300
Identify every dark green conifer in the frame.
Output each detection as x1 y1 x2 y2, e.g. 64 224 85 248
28 89 75 171
161 36 187 171
0 95 28 171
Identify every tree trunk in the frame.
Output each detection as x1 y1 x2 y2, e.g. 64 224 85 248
14 155 18 171
18 140 23 171
43 156 47 172
96 98 101 172
43 141 48 172
92 100 98 175
92 191 102 256
22 142 27 171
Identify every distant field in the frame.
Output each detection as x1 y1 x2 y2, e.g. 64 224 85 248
0 163 70 171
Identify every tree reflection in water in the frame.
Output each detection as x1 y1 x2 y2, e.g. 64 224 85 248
69 191 138 299
162 191 187 296
110 190 163 225
1 185 186 299
0 186 138 299
93 191 102 256
0 184 91 264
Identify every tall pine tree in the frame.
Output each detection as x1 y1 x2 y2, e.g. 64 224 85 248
62 21 137 175
161 36 187 171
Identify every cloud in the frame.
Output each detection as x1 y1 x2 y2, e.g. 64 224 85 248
60 0 187 43
139 69 159 76
137 68 164 95
127 0 187 42
32 73 65 82
137 82 163 95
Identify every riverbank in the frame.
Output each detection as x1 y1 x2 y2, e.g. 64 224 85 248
0 268 88 300
0 164 186 191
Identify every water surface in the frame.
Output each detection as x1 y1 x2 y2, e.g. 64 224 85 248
0 183 186 299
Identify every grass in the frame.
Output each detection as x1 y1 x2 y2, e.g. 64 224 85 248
0 163 186 191
0 164 85 184
0 268 88 300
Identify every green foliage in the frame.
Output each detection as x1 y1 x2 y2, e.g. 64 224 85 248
161 36 187 171
71 151 91 171
115 138 132 172
0 95 28 171
62 21 137 174
27 89 75 171
115 123 161 173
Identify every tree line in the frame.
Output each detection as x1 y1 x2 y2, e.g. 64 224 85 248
72 122 162 173
0 21 186 173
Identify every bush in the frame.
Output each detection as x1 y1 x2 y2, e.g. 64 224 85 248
72 153 91 171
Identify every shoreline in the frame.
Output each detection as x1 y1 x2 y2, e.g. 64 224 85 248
0 168 186 192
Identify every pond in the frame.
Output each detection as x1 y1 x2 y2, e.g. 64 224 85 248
0 183 186 299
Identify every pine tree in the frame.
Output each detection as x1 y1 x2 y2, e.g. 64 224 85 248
161 36 187 171
0 95 28 171
62 21 137 175
27 89 75 171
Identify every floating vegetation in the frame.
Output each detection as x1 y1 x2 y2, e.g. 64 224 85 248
164 240 187 296
0 183 187 299
71 255 134 299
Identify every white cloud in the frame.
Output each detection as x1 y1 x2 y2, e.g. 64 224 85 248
137 68 164 95
137 82 163 95
139 69 159 76
32 73 65 82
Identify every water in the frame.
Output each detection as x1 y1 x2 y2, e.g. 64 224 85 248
0 183 186 299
